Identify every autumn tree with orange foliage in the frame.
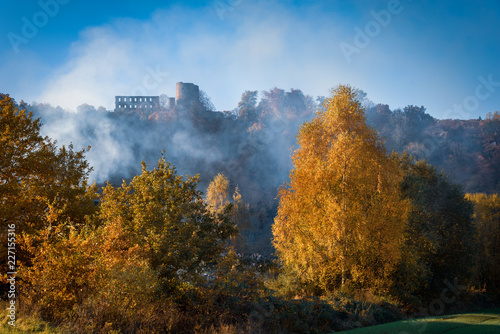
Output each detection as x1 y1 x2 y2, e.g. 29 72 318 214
0 94 96 303
20 156 238 328
21 218 159 325
272 85 409 294
0 94 96 235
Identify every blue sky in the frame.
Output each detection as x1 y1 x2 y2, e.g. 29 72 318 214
1 0 499 119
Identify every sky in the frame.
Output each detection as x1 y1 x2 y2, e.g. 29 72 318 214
1 0 499 119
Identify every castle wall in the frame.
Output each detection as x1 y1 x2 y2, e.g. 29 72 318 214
115 96 160 112
168 97 176 109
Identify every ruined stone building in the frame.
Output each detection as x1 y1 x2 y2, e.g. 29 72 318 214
115 96 160 111
114 82 200 113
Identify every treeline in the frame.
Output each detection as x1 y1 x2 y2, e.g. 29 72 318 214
366 104 500 194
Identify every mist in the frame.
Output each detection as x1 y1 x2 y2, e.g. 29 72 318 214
20 85 317 253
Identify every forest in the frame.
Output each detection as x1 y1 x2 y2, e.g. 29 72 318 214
1 85 499 333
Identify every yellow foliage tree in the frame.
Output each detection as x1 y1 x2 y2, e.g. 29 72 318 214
206 173 230 213
0 94 96 235
272 85 408 293
20 218 159 324
206 173 251 252
1 94 96 306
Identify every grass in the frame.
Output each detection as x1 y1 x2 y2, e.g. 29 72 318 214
0 302 62 334
1 297 498 334
336 308 500 334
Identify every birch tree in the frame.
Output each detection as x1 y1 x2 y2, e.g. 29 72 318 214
272 85 408 293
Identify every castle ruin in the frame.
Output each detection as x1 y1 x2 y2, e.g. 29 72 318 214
115 96 160 111
114 82 200 112
175 82 200 110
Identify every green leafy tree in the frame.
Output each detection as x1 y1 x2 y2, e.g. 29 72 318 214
395 156 476 298
465 193 500 296
228 186 251 252
273 85 408 294
98 157 237 291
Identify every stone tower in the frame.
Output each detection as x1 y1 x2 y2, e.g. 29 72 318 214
167 97 176 110
175 82 200 109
